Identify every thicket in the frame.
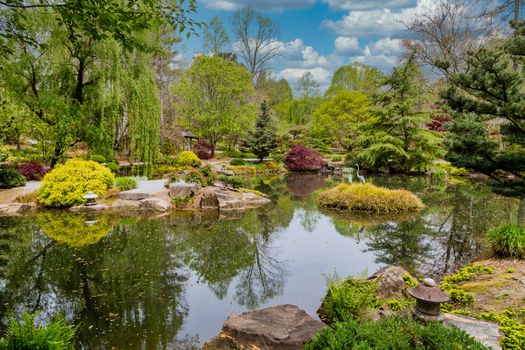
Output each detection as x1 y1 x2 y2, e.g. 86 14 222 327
37 159 115 207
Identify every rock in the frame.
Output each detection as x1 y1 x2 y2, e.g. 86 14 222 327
203 305 325 350
190 186 270 211
111 199 141 210
442 313 503 350
169 182 200 198
139 198 170 212
0 203 34 216
368 266 414 299
117 190 153 201
217 169 235 176
70 204 109 212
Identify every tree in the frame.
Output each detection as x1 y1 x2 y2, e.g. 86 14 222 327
443 22 525 195
231 6 280 77
255 72 293 107
311 91 373 151
0 0 200 57
356 54 444 172
173 55 256 157
202 16 229 55
297 72 320 98
247 101 278 162
326 63 384 96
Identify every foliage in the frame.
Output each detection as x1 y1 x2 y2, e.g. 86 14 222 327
285 145 326 171
115 177 137 191
105 162 120 174
246 101 278 162
431 161 469 176
311 90 373 150
481 311 525 350
441 265 494 307
218 175 249 188
37 159 115 207
177 151 201 167
0 165 26 189
202 16 229 55
16 162 49 181
356 54 444 173
183 166 215 187
193 140 213 160
326 63 384 96
173 55 256 157
318 183 424 213
487 225 525 259
230 158 246 166
90 155 107 163
0 311 75 350
443 22 525 195
319 276 379 323
305 315 490 350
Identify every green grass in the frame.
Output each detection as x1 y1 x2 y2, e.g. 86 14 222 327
486 224 525 259
114 177 137 191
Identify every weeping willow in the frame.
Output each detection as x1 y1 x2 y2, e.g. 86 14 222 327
90 42 160 177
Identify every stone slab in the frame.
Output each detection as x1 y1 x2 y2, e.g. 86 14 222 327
442 313 502 350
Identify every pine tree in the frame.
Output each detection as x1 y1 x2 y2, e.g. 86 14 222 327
443 22 525 196
247 101 278 162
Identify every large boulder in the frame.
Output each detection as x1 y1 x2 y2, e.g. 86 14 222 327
117 190 153 201
368 266 414 299
139 198 171 212
202 305 325 350
442 313 502 350
169 182 201 198
189 186 270 211
0 203 34 216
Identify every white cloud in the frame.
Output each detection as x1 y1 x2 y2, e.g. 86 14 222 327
201 0 315 12
368 37 404 56
322 0 416 11
276 67 332 85
334 36 362 55
323 0 439 37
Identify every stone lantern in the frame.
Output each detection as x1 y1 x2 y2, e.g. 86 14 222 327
407 278 450 321
83 191 98 206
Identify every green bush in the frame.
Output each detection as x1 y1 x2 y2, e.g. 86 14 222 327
0 166 26 189
177 151 201 167
331 155 343 162
318 183 424 213
218 175 249 188
105 162 120 173
486 224 525 259
115 177 137 191
37 159 115 207
305 315 490 350
90 154 106 163
229 158 245 166
184 167 215 187
0 311 76 350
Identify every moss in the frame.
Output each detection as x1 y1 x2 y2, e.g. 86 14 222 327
318 183 424 213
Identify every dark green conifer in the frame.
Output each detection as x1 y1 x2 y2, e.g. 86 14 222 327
247 101 278 162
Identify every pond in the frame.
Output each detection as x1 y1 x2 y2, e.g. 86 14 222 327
0 174 521 349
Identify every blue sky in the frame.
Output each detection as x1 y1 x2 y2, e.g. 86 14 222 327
182 0 434 91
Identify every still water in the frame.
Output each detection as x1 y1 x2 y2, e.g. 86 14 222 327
0 174 520 349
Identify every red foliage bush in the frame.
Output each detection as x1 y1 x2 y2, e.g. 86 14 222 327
193 140 213 160
426 105 450 132
17 162 49 180
285 145 326 171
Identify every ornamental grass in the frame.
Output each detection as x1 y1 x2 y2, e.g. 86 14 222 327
318 183 424 213
486 224 525 259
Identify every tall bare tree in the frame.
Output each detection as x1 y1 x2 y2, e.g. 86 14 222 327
231 7 280 77
202 16 229 55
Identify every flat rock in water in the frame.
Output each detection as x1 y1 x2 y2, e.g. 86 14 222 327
0 203 34 216
117 190 153 201
70 204 109 212
202 304 325 350
442 313 502 350
111 199 141 210
169 182 200 198
139 198 170 212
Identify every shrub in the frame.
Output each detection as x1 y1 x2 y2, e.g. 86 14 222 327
115 177 137 191
193 140 213 160
105 162 120 173
230 158 245 166
318 183 424 213
0 146 8 162
331 155 343 162
0 166 26 189
486 224 525 259
37 159 115 207
90 154 106 163
285 145 326 171
152 164 181 179
305 315 490 350
17 162 49 180
177 151 201 167
0 311 76 350
218 175 249 188
184 167 215 187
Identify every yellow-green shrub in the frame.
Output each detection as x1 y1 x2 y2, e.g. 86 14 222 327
37 159 115 207
318 183 424 213
177 151 201 167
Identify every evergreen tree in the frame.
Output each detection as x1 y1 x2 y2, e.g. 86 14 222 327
443 22 525 196
247 101 278 162
356 54 444 172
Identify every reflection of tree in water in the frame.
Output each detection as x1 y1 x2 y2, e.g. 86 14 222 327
285 173 326 198
0 215 193 350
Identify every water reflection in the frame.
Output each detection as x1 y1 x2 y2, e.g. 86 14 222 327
0 173 520 348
